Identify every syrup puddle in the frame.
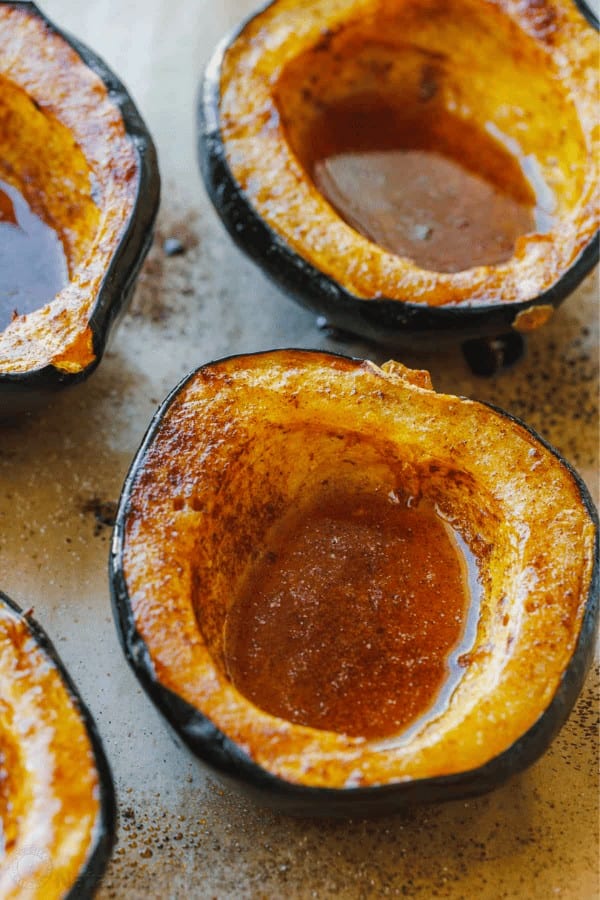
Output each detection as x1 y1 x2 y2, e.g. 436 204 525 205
305 94 554 272
225 493 482 742
0 179 68 331
370 519 481 751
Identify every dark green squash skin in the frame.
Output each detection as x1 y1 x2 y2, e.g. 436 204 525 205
198 1 599 350
576 0 599 28
0 2 160 419
110 349 599 817
0 591 116 897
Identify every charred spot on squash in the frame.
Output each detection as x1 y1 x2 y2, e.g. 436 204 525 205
0 593 115 898
112 350 598 810
0 3 159 407
202 0 598 343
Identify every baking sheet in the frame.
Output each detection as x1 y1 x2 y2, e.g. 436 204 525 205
2 1 598 896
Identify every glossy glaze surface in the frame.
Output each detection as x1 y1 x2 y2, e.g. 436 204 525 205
297 93 548 273
225 495 477 738
315 150 537 272
0 180 68 331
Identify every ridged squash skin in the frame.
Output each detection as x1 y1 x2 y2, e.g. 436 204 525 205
111 350 598 817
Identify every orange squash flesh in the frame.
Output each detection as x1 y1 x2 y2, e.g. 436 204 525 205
118 351 597 791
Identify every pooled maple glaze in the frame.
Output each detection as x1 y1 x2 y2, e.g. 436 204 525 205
226 494 477 738
0 180 68 331
309 96 546 273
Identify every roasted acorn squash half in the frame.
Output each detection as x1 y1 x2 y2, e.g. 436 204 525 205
0 1 160 416
111 350 598 816
0 592 115 898
199 0 599 347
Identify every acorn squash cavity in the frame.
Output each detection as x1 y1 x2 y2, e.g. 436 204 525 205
0 1 160 416
199 0 599 346
111 350 598 816
0 592 115 899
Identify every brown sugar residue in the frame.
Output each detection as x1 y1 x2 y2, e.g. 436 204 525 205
225 492 478 739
